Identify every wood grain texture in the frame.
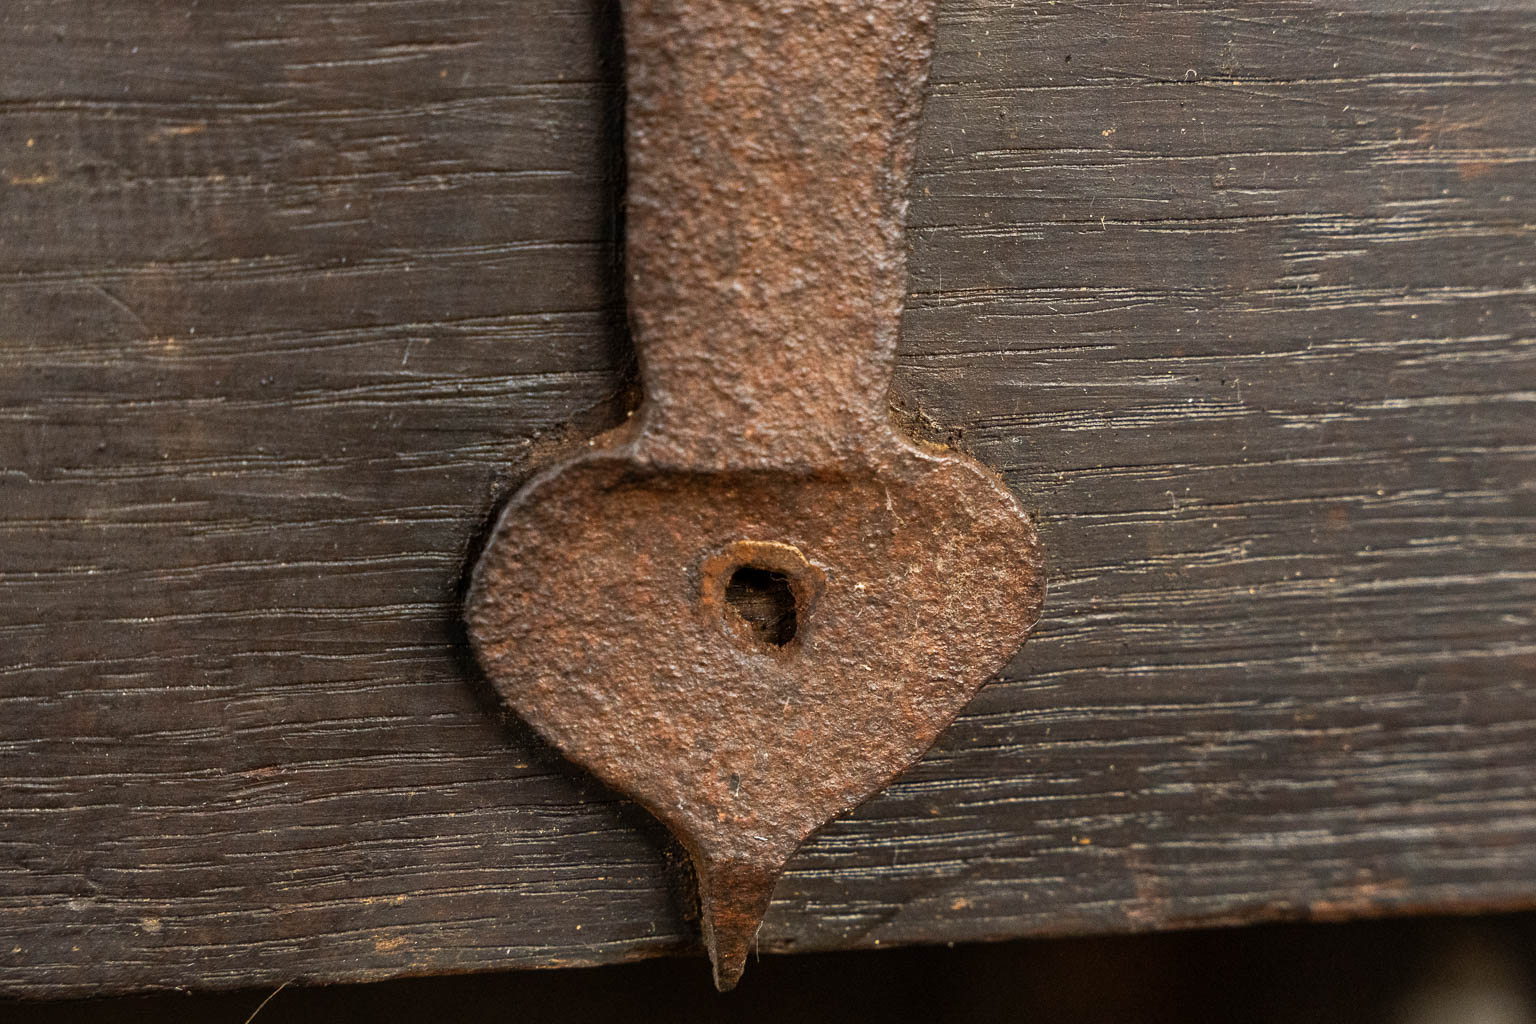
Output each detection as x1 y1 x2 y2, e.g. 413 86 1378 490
2 0 1534 997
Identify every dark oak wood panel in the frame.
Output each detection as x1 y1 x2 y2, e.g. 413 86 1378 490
2 0 1533 997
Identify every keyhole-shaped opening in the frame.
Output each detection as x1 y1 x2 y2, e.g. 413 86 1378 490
724 566 798 647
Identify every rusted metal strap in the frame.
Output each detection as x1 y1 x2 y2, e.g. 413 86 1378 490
467 0 1044 989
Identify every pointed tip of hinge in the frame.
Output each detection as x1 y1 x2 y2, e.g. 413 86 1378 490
710 946 749 993
694 852 785 992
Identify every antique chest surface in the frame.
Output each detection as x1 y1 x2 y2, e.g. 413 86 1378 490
2 0 1534 997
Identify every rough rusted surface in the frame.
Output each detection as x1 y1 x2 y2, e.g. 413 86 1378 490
465 0 1044 989
622 0 940 470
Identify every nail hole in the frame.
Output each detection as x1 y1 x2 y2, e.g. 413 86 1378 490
724 566 798 647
